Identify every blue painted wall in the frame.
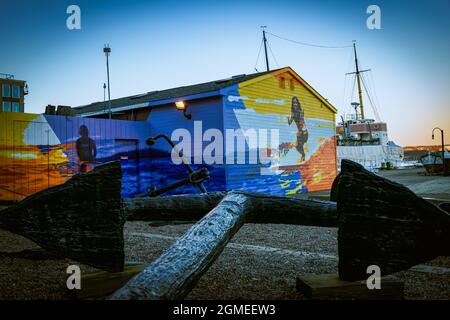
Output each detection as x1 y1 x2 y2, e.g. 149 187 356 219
147 96 226 195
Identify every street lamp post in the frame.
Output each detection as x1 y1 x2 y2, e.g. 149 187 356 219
103 83 106 113
103 45 112 119
432 127 446 174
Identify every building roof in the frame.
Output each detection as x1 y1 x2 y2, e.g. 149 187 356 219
74 70 275 116
238 67 337 113
0 73 26 84
74 67 337 116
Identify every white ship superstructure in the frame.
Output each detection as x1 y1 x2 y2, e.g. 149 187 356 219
336 43 404 171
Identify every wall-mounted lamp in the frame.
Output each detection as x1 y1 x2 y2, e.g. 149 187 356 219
175 100 191 120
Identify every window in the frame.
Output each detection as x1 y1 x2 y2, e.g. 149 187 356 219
2 101 11 112
12 102 20 112
2 84 10 97
12 85 20 98
279 77 285 89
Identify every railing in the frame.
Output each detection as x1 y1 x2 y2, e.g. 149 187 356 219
0 73 14 80
337 138 381 146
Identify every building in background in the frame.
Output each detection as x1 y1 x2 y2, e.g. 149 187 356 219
75 67 338 195
0 67 338 202
0 73 27 113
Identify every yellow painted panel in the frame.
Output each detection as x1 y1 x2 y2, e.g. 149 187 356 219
237 72 335 121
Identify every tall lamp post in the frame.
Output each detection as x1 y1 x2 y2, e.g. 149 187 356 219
103 45 112 119
432 127 446 174
103 83 106 113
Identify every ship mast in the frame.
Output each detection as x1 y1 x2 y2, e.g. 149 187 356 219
353 42 364 119
347 42 370 120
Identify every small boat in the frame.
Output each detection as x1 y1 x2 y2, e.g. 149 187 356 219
420 151 450 174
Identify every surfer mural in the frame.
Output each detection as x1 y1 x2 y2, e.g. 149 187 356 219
223 69 337 194
288 96 308 161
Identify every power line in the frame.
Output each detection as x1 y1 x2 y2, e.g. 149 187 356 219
341 50 356 114
267 41 280 67
350 74 357 108
360 72 381 122
254 38 264 72
341 73 348 115
368 70 383 120
266 31 352 49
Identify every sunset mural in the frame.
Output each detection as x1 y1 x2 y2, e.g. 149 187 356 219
0 113 151 201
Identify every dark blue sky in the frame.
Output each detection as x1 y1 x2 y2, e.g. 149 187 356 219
1 0 449 145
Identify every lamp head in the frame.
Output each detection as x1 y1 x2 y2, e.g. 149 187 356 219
103 45 111 56
175 100 192 119
175 101 186 110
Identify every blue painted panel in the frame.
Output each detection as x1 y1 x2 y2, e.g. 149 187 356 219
44 115 152 198
147 97 226 195
221 91 298 194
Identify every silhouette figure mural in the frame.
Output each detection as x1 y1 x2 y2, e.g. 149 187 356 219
288 96 309 161
76 125 97 172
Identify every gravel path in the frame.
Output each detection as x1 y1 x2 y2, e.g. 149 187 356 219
0 221 449 300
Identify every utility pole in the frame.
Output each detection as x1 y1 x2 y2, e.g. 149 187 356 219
103 83 107 114
103 45 112 119
261 26 270 72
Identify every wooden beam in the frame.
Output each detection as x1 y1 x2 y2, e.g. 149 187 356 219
124 192 226 222
245 191 337 227
0 161 126 272
296 274 404 300
73 263 145 299
124 191 338 227
335 159 450 281
75 192 336 300
110 192 253 300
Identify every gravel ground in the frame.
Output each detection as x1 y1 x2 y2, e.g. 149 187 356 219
0 168 448 300
0 221 449 300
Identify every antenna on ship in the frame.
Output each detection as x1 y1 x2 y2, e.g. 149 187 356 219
351 102 360 120
346 41 370 120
